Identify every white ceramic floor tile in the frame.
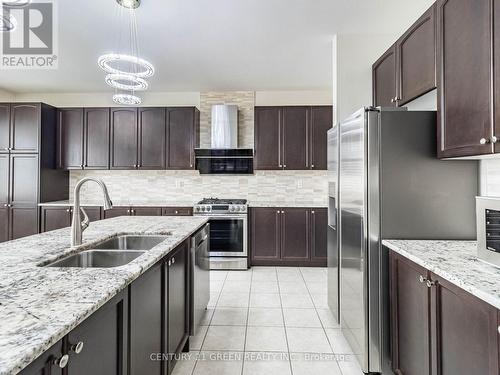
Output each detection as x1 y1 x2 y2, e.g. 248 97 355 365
305 281 328 294
277 273 304 282
316 308 340 328
208 292 220 307
283 308 322 328
245 326 288 352
193 352 243 375
226 271 253 281
337 354 364 375
252 272 278 282
202 326 246 351
247 308 283 327
242 352 292 375
310 293 329 308
325 329 355 354
290 352 342 375
199 307 215 326
217 292 250 308
278 281 308 294
210 280 225 293
210 271 228 281
222 281 251 293
286 327 333 353
280 294 314 309
190 325 209 350
171 351 199 375
211 308 248 326
251 281 279 294
249 293 281 308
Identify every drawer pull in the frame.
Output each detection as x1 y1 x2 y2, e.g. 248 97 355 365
70 341 84 354
418 275 426 283
53 354 69 368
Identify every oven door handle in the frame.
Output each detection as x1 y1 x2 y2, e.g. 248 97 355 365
201 215 248 220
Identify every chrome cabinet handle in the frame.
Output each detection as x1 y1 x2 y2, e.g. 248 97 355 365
419 275 426 283
3 204 7 207
168 260 171 266
311 164 315 168
492 136 498 144
53 354 69 368
281 211 284 214
283 164 287 168
276 210 280 213
426 280 435 288
127 209 130 213
70 341 84 354
497 326 500 334
480 138 490 145
175 210 179 214
172 257 175 264
391 98 395 103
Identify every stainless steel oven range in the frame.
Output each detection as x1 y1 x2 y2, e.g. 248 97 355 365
193 198 248 270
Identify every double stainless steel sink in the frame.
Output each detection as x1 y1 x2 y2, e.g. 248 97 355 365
46 235 169 268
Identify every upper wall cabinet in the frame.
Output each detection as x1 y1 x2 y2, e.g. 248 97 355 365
373 4 437 107
57 108 84 169
138 107 166 169
437 0 493 158
0 104 40 153
254 106 332 170
166 107 199 170
110 107 138 169
84 108 110 169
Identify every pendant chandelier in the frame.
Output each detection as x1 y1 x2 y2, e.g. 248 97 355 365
0 0 32 32
98 0 155 105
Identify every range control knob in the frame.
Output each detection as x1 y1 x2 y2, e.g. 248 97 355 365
240 206 246 212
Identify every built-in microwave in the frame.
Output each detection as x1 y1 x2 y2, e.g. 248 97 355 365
476 196 500 267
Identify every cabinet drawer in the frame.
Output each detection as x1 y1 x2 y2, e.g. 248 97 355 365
162 207 193 216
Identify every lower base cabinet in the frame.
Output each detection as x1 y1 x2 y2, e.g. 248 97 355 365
41 206 101 232
389 249 500 375
250 207 327 266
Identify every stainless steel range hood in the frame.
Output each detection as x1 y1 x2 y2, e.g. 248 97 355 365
211 104 238 149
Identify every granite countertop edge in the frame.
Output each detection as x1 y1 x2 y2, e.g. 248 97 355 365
382 239 500 311
0 216 209 375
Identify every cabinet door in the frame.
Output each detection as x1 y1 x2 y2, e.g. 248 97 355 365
162 207 193 216
250 207 281 263
10 207 38 239
310 106 332 170
57 108 83 170
282 107 309 170
0 103 10 152
139 108 166 169
131 207 163 216
10 154 38 206
166 108 195 169
41 207 71 232
281 208 309 261
166 241 188 373
11 104 39 153
437 0 492 157
310 208 327 263
397 4 436 105
84 108 110 169
18 340 64 375
110 108 138 169
103 207 131 219
430 273 498 375
81 207 101 222
130 262 162 375
0 153 9 205
0 207 8 243
373 45 397 107
66 290 128 375
390 251 431 375
254 107 282 170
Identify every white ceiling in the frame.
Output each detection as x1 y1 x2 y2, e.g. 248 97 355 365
0 0 433 93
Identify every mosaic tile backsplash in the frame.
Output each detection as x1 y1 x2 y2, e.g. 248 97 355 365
69 170 328 205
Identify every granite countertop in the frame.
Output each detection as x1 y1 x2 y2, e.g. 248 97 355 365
0 216 208 375
39 200 328 208
383 239 500 310
38 200 198 207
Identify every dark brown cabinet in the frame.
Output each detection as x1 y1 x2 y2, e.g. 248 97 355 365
310 208 327 263
66 290 128 375
390 251 431 375
57 108 83 170
10 104 40 153
17 340 64 375
129 262 162 375
437 0 492 158
250 207 326 266
165 240 189 373
162 207 193 216
139 108 166 169
373 45 397 107
110 108 138 169
389 250 500 375
41 206 101 232
255 106 332 170
166 107 199 170
310 107 332 170
103 206 162 219
0 103 10 152
84 108 110 169
373 4 436 107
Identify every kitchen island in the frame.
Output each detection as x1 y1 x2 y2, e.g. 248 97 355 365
0 216 208 375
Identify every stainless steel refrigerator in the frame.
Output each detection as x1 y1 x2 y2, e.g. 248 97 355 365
327 107 478 374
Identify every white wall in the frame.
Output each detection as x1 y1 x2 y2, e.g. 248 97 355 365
0 88 14 101
255 91 332 106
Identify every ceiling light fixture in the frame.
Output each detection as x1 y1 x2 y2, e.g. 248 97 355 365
98 0 154 105
113 93 142 105
0 12 16 32
98 53 154 78
105 73 148 91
